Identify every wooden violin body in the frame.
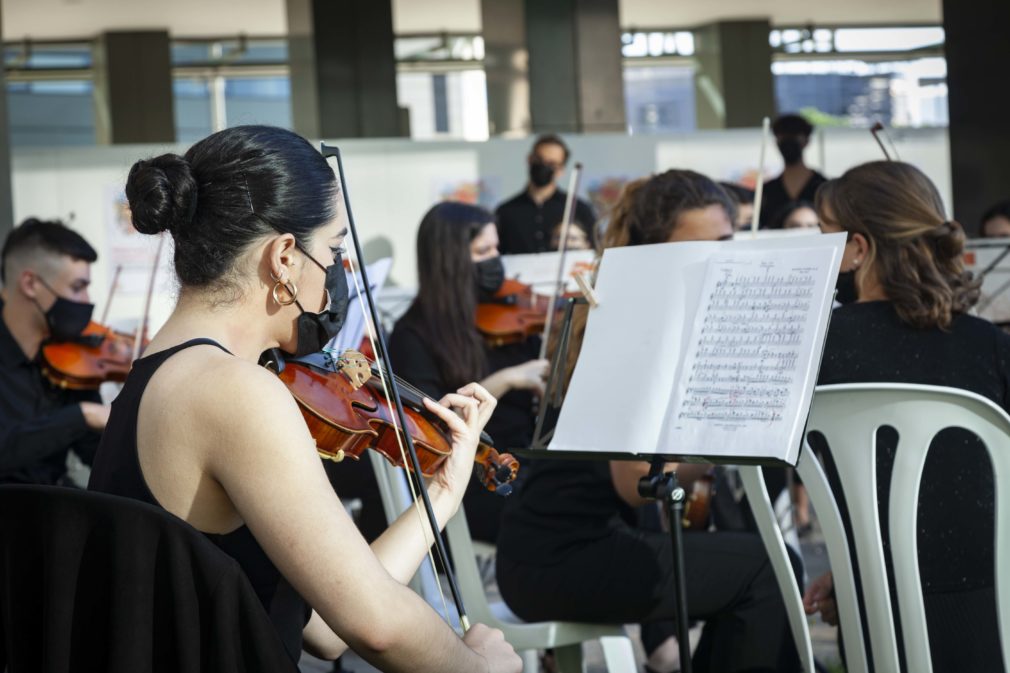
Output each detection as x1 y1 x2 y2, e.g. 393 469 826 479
681 473 715 531
476 279 553 347
276 350 519 494
41 321 143 390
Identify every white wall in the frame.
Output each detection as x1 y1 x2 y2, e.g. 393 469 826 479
10 127 950 333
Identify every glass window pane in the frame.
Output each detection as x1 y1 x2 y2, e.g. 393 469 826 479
834 27 944 52
6 79 95 147
623 64 696 134
773 57 948 128
174 77 213 142
224 77 292 129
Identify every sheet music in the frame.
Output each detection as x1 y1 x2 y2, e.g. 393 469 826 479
662 246 838 461
547 233 844 466
501 250 597 294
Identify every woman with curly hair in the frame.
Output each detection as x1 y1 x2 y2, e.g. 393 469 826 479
804 161 1006 672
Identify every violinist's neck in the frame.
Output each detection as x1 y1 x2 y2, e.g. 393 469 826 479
528 182 557 205
149 291 276 363
1 293 45 360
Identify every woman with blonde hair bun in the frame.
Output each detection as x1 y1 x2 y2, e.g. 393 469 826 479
805 161 1006 673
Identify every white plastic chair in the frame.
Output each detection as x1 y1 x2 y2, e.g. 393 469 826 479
737 465 816 673
794 383 1010 673
368 452 638 673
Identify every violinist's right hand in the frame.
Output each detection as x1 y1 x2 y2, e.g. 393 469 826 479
80 401 111 432
422 382 497 503
463 623 522 673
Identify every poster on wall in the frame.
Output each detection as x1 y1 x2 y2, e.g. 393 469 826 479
433 177 501 210
104 186 175 300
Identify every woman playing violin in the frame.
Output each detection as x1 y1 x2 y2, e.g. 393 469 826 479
496 170 801 673
388 201 548 543
88 126 521 673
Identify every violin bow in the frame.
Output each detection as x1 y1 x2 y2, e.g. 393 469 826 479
539 162 583 361
750 116 771 238
99 264 122 326
870 121 899 161
320 143 471 630
132 235 165 361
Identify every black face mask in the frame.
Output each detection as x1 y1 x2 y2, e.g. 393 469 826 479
286 246 350 358
475 256 505 301
528 161 555 188
834 269 858 305
777 138 804 165
35 277 94 341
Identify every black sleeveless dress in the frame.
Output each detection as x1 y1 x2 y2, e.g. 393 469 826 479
88 338 310 661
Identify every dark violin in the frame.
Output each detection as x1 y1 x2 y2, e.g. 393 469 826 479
475 278 551 347
681 473 715 531
272 350 519 494
40 321 143 390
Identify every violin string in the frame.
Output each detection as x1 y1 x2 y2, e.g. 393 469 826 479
346 250 453 625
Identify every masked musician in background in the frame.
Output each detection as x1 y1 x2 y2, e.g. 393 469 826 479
0 218 110 485
495 134 597 254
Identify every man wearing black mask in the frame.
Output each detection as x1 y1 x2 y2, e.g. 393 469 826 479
0 218 110 485
759 114 828 229
494 134 597 254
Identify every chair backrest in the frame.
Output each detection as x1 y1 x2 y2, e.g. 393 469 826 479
0 485 298 673
799 383 1010 673
367 452 462 628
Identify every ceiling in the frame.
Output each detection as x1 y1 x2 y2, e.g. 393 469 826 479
1 0 941 42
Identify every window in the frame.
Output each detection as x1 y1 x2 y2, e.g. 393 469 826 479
6 80 95 146
623 64 696 134
773 57 948 128
396 69 489 140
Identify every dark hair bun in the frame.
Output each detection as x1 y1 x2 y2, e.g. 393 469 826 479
126 153 197 235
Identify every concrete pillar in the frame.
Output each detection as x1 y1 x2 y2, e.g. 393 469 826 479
93 31 175 144
287 0 401 139
693 20 775 129
0 3 13 238
942 0 1010 233
524 0 625 133
481 0 530 137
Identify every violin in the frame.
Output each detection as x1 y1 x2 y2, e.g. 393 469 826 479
475 278 552 347
681 473 715 531
41 321 144 390
272 349 520 494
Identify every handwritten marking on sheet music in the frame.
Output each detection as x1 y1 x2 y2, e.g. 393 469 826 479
678 263 816 425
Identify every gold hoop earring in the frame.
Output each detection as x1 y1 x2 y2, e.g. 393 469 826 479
272 280 298 306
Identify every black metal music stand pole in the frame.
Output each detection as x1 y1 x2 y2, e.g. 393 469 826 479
638 457 693 673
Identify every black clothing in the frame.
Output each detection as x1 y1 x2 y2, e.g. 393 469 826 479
495 188 596 254
0 484 299 673
758 170 827 229
387 320 540 543
817 301 1007 672
0 302 101 485
88 338 310 661
497 457 799 672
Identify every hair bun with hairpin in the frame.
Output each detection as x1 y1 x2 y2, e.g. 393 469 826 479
125 153 198 236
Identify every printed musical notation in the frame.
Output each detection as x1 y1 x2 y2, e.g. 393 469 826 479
674 262 817 427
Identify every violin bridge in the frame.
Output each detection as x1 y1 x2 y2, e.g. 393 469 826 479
337 349 371 391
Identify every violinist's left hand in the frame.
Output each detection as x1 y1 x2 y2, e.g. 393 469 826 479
422 382 497 505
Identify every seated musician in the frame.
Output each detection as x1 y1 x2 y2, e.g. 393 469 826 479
388 201 549 543
87 126 521 673
496 170 801 673
0 218 110 485
803 160 1006 673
